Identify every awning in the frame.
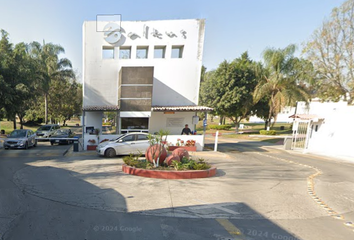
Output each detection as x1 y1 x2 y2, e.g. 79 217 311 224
151 105 213 112
82 105 120 111
289 114 324 120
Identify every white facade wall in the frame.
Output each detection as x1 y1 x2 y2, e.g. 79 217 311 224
297 101 354 161
149 112 196 134
248 106 296 123
83 19 205 107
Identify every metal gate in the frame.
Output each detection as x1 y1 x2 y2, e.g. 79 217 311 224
292 120 311 150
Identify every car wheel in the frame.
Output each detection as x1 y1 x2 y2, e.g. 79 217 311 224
25 142 28 150
50 141 54 146
34 140 37 147
105 148 116 158
4 147 9 150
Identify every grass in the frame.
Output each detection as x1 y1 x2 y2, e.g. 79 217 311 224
0 118 81 134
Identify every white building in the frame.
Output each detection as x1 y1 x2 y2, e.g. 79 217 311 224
82 18 211 150
290 100 354 161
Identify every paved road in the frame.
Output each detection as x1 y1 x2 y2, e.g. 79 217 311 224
0 138 354 239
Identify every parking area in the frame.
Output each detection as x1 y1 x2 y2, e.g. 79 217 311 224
0 140 72 158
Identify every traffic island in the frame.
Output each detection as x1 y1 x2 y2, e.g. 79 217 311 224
122 164 217 179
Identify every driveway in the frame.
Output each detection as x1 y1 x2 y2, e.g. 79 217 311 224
0 137 354 239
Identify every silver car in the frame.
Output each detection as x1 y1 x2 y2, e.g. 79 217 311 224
36 124 60 140
96 132 150 157
4 129 37 149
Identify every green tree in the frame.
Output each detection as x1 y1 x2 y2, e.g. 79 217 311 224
29 41 74 124
303 0 354 103
0 31 37 129
48 77 82 125
200 52 259 132
254 44 309 130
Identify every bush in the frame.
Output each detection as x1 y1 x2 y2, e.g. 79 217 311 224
171 157 211 171
209 125 232 130
123 154 153 169
259 130 276 135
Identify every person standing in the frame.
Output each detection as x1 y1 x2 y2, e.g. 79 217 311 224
181 124 192 135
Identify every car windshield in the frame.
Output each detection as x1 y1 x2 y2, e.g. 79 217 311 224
38 126 51 131
54 129 68 135
9 130 27 138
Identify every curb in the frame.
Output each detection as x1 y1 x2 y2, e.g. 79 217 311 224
122 164 217 179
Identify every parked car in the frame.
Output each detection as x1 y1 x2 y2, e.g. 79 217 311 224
50 129 75 145
36 124 60 140
96 132 150 157
4 129 37 150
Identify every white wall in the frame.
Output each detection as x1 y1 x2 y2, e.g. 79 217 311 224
149 112 196 135
299 101 354 161
249 106 296 123
83 19 205 107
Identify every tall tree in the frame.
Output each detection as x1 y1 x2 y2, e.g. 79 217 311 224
254 44 309 130
0 31 36 129
29 41 74 124
303 0 354 103
200 52 259 132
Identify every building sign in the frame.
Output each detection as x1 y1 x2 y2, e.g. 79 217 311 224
103 22 121 44
166 118 184 127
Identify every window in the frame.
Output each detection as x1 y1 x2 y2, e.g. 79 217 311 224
171 45 184 58
154 46 166 58
136 46 148 59
102 46 114 59
121 118 149 130
119 46 131 59
137 134 149 141
121 135 135 142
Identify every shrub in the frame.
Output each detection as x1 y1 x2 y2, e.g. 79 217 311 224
123 154 152 169
259 130 276 135
209 125 232 130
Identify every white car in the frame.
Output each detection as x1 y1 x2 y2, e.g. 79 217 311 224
96 132 150 157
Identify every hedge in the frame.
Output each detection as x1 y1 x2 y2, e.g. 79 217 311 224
209 125 232 130
259 130 276 135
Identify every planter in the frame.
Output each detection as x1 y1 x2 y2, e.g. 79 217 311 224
168 146 197 152
87 145 97 151
122 164 217 179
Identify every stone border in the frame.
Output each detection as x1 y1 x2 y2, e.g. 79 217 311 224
122 164 217 179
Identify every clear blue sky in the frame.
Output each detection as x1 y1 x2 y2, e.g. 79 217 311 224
0 0 346 81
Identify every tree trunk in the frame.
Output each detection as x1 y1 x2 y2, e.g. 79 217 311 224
13 119 17 130
219 116 223 125
264 120 268 130
234 122 239 134
45 93 48 124
19 117 23 129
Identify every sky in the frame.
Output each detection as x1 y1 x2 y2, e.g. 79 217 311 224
0 0 346 81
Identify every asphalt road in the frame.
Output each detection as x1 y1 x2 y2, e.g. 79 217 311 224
0 138 353 239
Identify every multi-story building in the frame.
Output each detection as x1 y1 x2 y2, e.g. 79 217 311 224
82 18 211 150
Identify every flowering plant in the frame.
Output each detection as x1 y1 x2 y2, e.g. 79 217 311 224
176 139 185 146
185 140 196 147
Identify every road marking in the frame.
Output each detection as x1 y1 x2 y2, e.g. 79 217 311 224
256 152 353 229
216 219 246 239
191 200 240 216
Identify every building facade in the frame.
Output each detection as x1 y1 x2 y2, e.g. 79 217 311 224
82 18 210 149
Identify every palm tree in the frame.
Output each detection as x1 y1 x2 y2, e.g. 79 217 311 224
254 44 309 130
29 41 74 124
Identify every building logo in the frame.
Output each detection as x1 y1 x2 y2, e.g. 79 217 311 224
103 22 121 44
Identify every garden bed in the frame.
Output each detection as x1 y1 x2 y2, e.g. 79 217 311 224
122 164 217 179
